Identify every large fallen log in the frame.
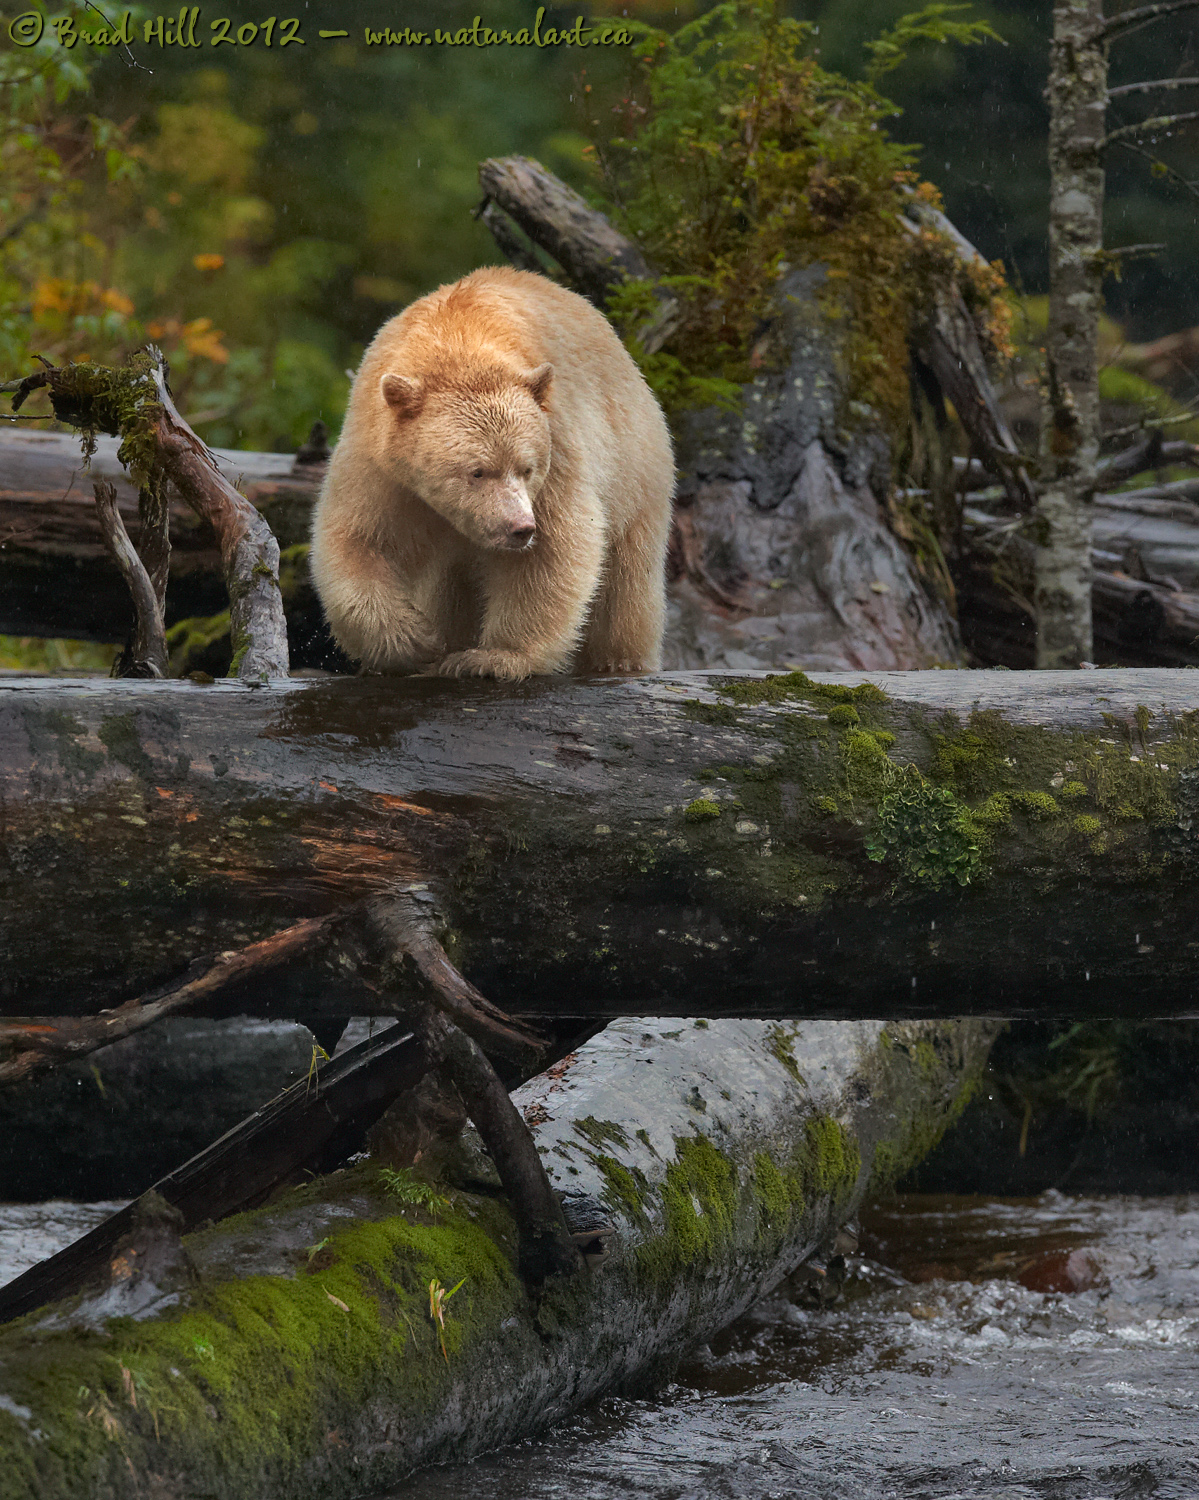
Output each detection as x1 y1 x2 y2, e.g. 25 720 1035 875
0 1010 998 1499
4 670 1199 1029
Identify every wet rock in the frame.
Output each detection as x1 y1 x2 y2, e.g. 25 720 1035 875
1017 1247 1107 1295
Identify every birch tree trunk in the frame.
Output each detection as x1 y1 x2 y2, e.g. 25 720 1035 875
1037 0 1108 667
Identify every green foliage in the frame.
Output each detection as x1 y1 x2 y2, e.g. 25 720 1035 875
590 0 1006 421
1044 1022 1126 1121
863 3 1002 83
717 669 887 707
0 635 114 673
3 1 598 450
684 796 722 822
378 1167 451 1217
0 21 144 379
865 770 982 889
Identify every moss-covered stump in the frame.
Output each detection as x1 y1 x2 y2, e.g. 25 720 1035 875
5 670 1199 1024
0 1014 996 1499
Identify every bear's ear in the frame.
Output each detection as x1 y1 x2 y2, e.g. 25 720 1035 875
380 373 423 417
522 363 554 411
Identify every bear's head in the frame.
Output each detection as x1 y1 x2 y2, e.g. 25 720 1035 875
378 363 553 552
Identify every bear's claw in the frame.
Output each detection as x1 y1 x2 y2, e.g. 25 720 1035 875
435 648 534 681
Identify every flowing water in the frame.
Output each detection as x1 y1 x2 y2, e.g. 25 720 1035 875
2 1193 1196 1497
392 1192 1199 1499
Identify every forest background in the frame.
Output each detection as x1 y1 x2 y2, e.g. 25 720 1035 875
3 0 1199 680
5 0 1198 450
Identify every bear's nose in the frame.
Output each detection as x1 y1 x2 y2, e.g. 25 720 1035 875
508 524 537 550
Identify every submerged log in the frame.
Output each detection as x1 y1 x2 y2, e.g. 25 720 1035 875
0 1011 999 1498
4 670 1199 1026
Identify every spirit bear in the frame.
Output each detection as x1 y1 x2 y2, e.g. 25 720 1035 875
310 266 675 679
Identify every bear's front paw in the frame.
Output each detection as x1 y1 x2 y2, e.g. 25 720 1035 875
436 649 535 681
578 659 647 676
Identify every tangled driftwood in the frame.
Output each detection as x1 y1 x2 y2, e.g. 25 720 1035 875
2 349 289 678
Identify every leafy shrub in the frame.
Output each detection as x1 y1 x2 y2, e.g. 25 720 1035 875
589 0 1006 418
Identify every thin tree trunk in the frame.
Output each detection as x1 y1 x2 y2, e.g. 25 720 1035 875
1037 0 1108 667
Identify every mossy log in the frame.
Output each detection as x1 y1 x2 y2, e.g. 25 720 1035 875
0 1012 998 1499
4 669 1199 1030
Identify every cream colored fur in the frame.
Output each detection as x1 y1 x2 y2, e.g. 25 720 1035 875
309 266 675 679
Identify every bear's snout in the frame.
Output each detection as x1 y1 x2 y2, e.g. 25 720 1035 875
479 481 538 552
502 522 537 552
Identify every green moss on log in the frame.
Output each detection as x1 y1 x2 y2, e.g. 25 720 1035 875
0 1169 525 1500
39 352 163 479
867 1022 995 1191
651 683 1199 916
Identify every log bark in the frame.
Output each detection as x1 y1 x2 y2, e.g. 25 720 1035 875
901 197 1036 512
5 672 1199 1026
0 1011 998 1499
477 154 682 352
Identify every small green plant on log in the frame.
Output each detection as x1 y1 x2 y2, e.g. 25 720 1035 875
379 1167 451 1217
590 0 1008 420
428 1275 467 1363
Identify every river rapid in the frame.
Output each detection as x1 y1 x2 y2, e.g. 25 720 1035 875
2 1192 1195 1498
392 1191 1199 1499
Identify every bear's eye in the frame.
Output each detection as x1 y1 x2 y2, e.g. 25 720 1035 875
522 466 533 478
471 467 484 479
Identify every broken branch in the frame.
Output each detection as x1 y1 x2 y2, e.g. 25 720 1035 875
1108 76 1199 97
1096 0 1199 42
420 1006 582 1282
0 1023 431 1325
0 916 333 1089
5 347 289 679
92 478 168 678
370 887 548 1070
1104 110 1199 147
